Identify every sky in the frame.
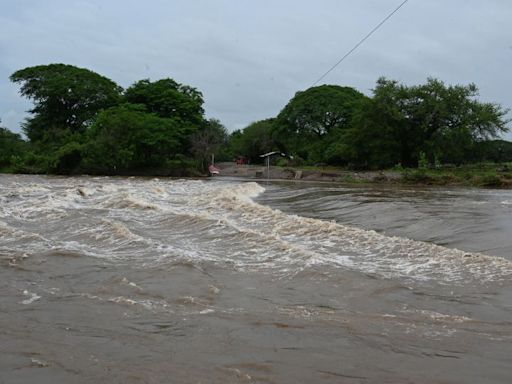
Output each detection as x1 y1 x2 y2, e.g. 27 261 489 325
1 0 511 139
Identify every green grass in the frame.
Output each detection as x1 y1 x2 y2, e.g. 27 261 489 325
401 163 512 187
280 162 512 188
283 164 344 172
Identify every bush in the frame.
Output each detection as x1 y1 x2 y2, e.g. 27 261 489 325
476 174 508 187
402 169 433 184
48 141 84 174
275 157 289 167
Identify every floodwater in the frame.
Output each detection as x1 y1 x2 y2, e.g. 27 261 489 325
1 174 512 383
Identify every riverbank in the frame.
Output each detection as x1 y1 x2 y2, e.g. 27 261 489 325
3 162 511 188
215 162 512 188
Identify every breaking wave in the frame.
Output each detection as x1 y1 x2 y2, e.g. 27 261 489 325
1 176 511 284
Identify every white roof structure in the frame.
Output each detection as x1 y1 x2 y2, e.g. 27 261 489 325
259 151 283 158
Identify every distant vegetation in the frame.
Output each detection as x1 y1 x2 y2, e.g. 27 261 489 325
3 64 227 175
1 63 511 177
228 78 511 168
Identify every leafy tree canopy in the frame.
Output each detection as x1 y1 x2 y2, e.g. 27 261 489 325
124 78 204 124
83 103 190 173
0 120 27 168
190 118 229 169
274 85 367 163
346 77 510 167
276 85 367 138
229 119 277 163
475 140 512 163
10 64 122 142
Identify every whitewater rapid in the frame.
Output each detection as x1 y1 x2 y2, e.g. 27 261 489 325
1 175 511 283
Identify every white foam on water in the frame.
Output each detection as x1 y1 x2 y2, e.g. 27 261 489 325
103 194 158 210
99 219 146 243
2 177 512 284
21 290 41 305
182 181 512 283
31 358 49 367
199 309 215 315
82 293 173 312
399 309 472 323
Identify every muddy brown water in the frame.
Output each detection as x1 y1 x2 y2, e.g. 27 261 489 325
1 174 512 383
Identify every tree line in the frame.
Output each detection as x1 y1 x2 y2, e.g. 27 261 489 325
228 79 511 168
2 64 227 175
1 63 510 175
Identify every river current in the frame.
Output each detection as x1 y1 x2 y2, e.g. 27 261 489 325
1 175 511 383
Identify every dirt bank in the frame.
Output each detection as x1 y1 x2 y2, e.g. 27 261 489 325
215 162 401 183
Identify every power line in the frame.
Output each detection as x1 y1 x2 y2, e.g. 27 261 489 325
312 0 409 87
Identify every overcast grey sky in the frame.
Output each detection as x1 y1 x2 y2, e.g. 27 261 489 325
1 0 511 139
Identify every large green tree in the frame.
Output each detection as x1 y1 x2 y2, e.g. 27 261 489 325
124 78 204 124
123 79 206 159
346 78 510 168
228 119 277 163
475 139 512 163
10 64 122 142
274 85 367 163
83 103 189 173
190 118 229 170
0 120 27 169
